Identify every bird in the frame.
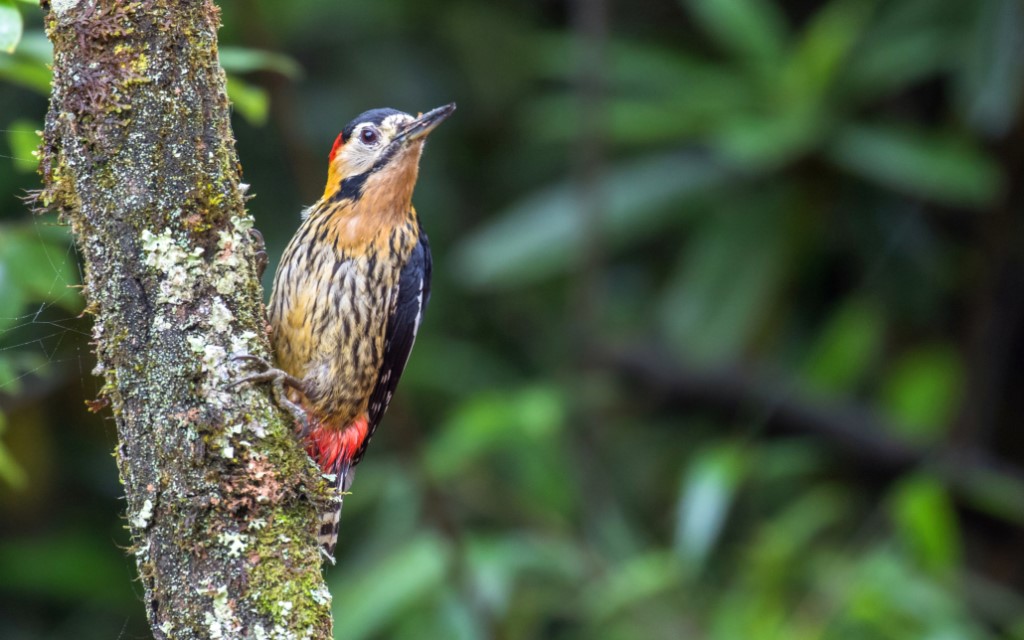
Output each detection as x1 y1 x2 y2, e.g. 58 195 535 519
234 103 454 559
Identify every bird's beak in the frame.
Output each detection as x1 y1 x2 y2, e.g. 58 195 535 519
394 103 457 144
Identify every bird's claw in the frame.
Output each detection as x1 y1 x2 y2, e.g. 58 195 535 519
319 547 336 566
228 353 310 436
248 228 269 280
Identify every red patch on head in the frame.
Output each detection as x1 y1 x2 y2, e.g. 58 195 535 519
328 132 344 163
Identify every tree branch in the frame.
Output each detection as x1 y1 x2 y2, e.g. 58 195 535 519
601 346 1024 514
38 1 332 637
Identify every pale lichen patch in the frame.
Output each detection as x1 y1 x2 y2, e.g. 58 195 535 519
309 584 331 606
209 297 234 333
230 330 260 355
141 228 205 304
200 585 241 640
153 314 173 332
218 531 248 558
248 517 267 531
213 215 257 295
51 0 82 18
132 497 155 529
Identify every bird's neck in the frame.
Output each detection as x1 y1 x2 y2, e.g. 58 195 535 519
307 193 417 252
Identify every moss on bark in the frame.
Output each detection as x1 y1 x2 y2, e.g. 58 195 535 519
39 1 333 638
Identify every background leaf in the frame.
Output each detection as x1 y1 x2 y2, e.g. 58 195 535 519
0 0 22 54
827 123 1003 207
801 297 885 395
0 413 27 489
674 443 748 571
5 118 39 173
682 0 788 68
660 201 789 363
958 0 1024 138
332 535 451 640
219 46 303 79
880 345 963 442
225 76 269 126
890 475 961 576
453 152 731 288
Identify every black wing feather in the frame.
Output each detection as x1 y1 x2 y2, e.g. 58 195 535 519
354 229 432 464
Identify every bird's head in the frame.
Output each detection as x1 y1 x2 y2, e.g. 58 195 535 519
323 103 456 210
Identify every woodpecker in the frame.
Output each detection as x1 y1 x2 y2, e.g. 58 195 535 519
237 103 454 558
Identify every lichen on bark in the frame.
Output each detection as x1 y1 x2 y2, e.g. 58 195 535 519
37 1 333 638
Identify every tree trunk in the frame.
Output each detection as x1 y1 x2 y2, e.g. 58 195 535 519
38 1 333 637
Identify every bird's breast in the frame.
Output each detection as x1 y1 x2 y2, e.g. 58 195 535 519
268 212 419 426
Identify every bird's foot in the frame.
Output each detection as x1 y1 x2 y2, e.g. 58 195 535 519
248 228 269 280
228 353 310 436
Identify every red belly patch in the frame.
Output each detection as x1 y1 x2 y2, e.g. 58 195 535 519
307 414 369 473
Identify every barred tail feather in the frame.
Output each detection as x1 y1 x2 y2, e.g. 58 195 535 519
318 463 355 560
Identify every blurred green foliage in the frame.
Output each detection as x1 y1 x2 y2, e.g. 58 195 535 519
2 0 1024 638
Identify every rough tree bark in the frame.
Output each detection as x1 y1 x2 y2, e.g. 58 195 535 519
38 1 333 638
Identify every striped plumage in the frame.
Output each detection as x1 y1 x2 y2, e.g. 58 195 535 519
267 104 452 557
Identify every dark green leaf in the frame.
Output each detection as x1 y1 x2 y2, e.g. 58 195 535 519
801 298 885 395
880 344 963 442
225 75 269 126
425 386 564 479
529 93 722 148
0 531 137 606
827 122 1002 207
0 225 81 312
0 49 51 93
466 534 585 615
6 118 40 173
452 152 732 288
784 0 878 104
842 29 954 105
583 551 682 620
890 475 961 576
0 412 26 489
959 469 1024 526
332 534 451 640
747 486 848 583
659 200 789 363
528 38 754 148
682 0 788 68
711 108 826 169
219 46 303 79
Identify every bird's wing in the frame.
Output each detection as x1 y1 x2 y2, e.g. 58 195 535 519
355 229 432 464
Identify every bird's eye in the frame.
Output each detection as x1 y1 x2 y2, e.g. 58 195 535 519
360 128 379 145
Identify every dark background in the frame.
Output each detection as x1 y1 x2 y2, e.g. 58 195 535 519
2 0 1024 638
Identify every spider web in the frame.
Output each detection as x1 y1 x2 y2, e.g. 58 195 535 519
0 126 93 396
0 204 94 399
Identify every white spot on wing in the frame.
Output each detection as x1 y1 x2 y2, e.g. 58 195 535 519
411 276 425 339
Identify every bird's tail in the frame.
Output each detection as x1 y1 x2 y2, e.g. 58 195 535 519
317 461 354 560
307 416 369 562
